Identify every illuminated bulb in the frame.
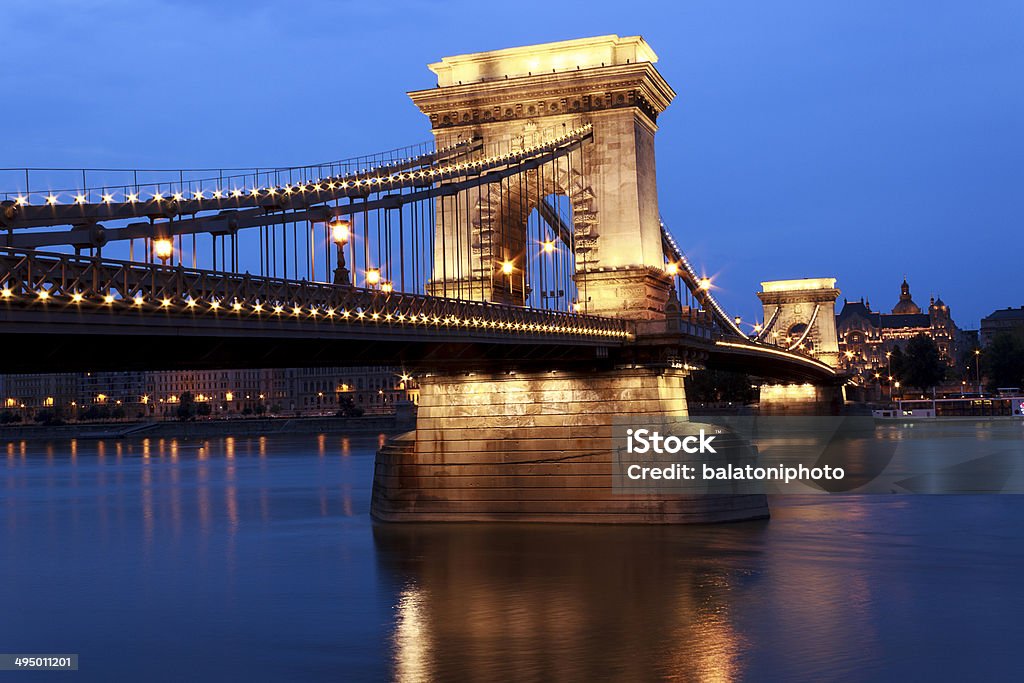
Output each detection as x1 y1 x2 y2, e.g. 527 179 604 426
193 190 205 200
380 281 393 293
232 189 243 198
71 292 83 303
103 294 114 304
213 190 224 198
273 305 283 314
153 238 173 262
698 277 711 290
15 195 28 206
209 299 220 310
308 307 318 316
46 194 59 205
133 295 144 305
37 290 49 300
186 298 196 308
253 302 264 313
665 263 679 276
325 307 335 317
232 301 243 311
330 218 350 244
365 269 381 286
542 240 555 254
127 193 139 203
152 192 164 202
3 286 14 298
172 192 184 201
161 298 172 307
501 260 514 275
292 306 302 315
74 194 87 204
101 193 114 203
250 188 260 197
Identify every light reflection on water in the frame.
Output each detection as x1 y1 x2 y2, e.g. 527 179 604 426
0 432 1022 681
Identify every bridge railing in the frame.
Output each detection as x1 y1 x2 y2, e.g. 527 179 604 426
0 248 633 343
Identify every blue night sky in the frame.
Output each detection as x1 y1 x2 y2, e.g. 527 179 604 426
4 0 1022 328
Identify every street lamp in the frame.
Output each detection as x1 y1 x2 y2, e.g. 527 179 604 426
974 348 981 394
153 238 173 265
329 218 351 285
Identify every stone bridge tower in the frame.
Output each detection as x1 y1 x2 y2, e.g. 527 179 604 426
408 35 675 320
372 36 769 524
757 278 841 368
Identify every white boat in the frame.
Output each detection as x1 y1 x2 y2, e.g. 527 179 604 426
873 395 1024 419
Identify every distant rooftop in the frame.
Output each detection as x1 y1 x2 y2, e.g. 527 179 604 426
982 306 1024 322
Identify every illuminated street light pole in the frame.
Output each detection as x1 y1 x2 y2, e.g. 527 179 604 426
974 348 982 394
330 218 351 286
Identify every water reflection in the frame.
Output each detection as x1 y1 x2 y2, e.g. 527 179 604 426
374 523 767 682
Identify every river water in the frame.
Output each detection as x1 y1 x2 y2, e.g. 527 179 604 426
2 432 1023 681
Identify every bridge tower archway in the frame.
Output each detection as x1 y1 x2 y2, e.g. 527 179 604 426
409 35 676 321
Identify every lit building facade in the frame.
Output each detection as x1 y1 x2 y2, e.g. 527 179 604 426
836 279 959 385
1 366 418 419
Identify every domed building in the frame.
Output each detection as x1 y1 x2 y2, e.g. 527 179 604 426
835 279 960 384
891 279 921 315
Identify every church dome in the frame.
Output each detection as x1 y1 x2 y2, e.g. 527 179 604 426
892 279 921 315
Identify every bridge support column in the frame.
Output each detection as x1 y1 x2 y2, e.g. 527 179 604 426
372 367 768 523
758 383 844 416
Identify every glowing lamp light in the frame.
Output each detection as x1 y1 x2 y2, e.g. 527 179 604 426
0 287 11 298
101 193 114 204
698 277 712 291
74 194 87 204
127 193 139 203
380 281 394 294
133 295 144 306
232 301 243 311
542 240 555 254
103 294 115 304
193 190 205 200
15 195 28 206
330 218 351 244
665 262 679 276
46 194 59 205
153 238 173 264
71 292 83 303
501 260 514 275
37 290 49 300
366 269 381 286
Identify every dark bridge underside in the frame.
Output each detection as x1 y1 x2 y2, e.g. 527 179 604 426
0 310 629 374
0 314 840 386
